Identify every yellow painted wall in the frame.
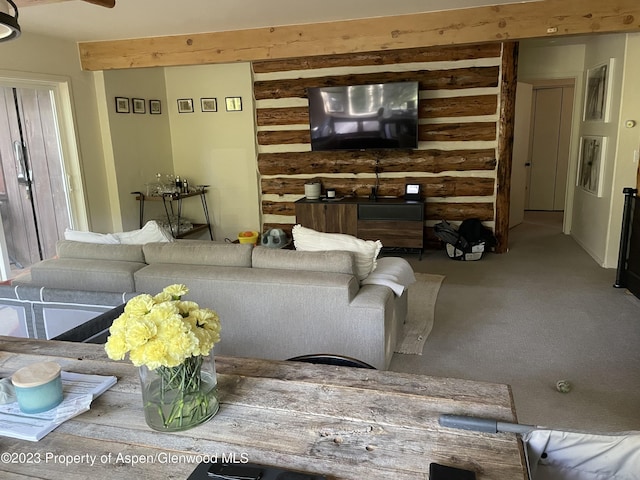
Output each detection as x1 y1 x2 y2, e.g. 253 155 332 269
102 68 173 231
164 63 260 241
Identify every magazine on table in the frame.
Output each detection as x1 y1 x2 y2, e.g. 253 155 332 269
0 371 117 441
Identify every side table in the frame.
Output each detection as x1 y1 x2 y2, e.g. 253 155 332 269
132 188 213 240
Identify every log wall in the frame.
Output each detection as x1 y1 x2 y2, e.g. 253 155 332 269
254 44 509 247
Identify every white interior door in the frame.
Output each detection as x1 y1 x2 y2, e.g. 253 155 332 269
527 85 574 211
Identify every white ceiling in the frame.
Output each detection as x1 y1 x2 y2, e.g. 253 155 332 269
14 0 544 43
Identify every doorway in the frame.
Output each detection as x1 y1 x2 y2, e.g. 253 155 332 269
0 85 72 278
526 83 574 212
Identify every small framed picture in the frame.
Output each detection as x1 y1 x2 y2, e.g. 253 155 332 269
225 96 242 112
200 98 217 112
149 99 161 115
177 98 194 113
115 97 130 113
583 59 614 122
132 98 146 114
577 135 607 197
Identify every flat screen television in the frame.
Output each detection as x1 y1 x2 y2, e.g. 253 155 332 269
307 81 419 151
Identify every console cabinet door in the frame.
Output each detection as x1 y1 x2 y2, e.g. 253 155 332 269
325 204 357 235
295 202 325 232
295 202 357 236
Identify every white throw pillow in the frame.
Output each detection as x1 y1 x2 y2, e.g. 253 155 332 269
64 229 120 244
114 221 174 244
292 224 382 281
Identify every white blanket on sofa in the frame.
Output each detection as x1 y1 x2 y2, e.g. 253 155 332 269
361 257 416 296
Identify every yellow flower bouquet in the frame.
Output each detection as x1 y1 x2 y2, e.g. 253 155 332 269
105 284 221 431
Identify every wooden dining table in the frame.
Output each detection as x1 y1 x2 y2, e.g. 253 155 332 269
0 336 528 479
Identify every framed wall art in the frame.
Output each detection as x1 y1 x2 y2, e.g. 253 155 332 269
583 59 614 122
577 135 606 197
115 97 130 113
201 98 217 112
132 98 146 114
225 96 242 112
149 99 161 114
177 98 194 113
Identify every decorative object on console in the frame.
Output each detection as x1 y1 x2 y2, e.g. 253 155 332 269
292 224 381 281
304 182 321 200
404 183 421 201
104 284 221 431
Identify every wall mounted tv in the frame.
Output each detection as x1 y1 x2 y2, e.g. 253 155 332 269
307 81 419 151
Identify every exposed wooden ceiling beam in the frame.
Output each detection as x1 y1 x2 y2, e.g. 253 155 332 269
15 0 114 7
79 0 640 71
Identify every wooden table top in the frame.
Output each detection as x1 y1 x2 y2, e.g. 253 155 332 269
0 337 528 479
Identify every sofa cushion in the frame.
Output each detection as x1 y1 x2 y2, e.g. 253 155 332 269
143 241 253 267
252 246 356 276
30 258 143 292
57 240 145 263
292 225 382 281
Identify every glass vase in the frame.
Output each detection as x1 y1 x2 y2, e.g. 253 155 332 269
139 354 219 432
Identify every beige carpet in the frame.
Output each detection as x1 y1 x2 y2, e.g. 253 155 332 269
395 273 445 355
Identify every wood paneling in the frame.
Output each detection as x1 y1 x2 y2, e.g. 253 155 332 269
252 44 504 73
257 149 497 175
253 67 500 100
261 177 495 198
255 44 504 249
78 0 640 71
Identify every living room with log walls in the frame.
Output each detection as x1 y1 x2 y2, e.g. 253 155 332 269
254 42 516 250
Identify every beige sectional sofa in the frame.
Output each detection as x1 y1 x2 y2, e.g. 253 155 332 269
14 240 408 369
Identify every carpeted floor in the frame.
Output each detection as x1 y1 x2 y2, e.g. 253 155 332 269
390 211 640 433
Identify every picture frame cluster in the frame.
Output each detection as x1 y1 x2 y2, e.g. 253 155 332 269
115 97 161 115
115 96 244 115
177 97 243 113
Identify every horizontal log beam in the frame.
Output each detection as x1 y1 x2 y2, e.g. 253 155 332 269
420 122 497 142
79 1 640 71
257 121 496 145
257 107 308 126
258 149 497 175
257 130 310 145
426 202 494 221
420 95 498 118
256 95 498 127
252 44 502 74
254 67 499 100
261 176 495 198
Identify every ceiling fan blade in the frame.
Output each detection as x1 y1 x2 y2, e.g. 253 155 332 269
81 0 115 7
